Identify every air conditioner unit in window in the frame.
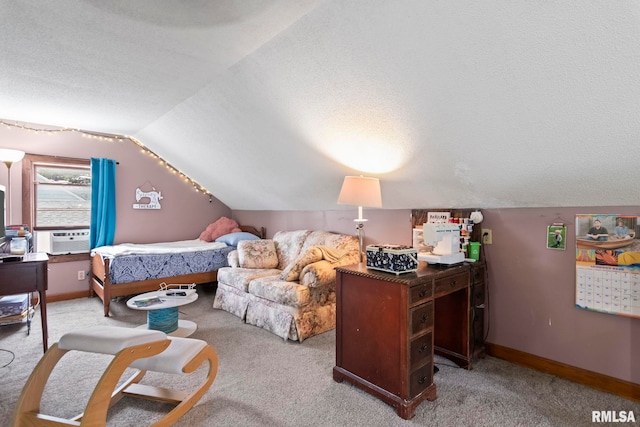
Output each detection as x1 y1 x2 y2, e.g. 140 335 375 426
37 230 91 255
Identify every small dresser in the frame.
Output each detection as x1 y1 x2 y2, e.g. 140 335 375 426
333 262 481 419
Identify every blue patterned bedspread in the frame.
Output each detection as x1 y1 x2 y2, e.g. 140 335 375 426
107 246 235 284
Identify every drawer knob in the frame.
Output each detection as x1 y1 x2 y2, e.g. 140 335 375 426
419 343 429 353
421 313 429 323
419 289 428 298
418 376 428 385
450 280 457 287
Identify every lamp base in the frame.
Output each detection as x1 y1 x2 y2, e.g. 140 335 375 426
355 220 366 263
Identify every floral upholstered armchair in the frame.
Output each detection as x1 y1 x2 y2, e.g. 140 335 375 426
214 230 359 341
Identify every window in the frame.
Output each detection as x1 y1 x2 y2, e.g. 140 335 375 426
22 155 91 259
34 163 91 228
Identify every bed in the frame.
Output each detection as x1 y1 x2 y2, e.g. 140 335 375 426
90 225 265 316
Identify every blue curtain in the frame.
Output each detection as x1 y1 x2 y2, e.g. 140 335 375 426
90 158 117 249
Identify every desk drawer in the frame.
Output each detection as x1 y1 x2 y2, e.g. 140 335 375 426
434 272 467 296
410 301 433 336
409 362 433 398
0 265 37 294
409 330 433 370
409 282 432 305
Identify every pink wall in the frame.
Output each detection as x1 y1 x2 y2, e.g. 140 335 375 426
232 208 413 244
0 122 231 295
233 207 639 385
1 121 636 385
481 207 639 385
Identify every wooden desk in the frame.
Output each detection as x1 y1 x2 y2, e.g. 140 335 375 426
333 262 478 419
0 253 49 352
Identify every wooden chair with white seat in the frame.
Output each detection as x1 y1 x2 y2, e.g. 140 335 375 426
12 325 218 427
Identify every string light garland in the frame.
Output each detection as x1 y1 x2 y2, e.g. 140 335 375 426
0 119 212 196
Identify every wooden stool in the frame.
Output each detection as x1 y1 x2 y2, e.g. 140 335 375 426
12 325 218 427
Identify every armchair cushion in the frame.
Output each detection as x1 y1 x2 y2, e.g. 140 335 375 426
299 247 357 287
280 247 324 282
248 275 311 307
238 239 279 269
273 230 312 269
218 266 282 292
227 250 239 268
299 260 337 288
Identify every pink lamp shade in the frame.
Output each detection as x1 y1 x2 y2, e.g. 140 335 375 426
337 176 382 209
337 175 382 263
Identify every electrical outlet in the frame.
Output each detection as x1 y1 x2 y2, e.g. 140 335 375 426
482 229 492 244
77 270 86 281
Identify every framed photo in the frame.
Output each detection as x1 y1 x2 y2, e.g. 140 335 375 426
547 225 566 250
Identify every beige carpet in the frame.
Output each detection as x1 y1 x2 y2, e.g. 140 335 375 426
1 285 638 426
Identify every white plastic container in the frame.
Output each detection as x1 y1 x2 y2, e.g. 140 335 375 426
10 237 27 255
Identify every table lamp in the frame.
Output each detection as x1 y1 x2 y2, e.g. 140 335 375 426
337 175 382 263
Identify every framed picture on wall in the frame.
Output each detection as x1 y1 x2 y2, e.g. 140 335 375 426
547 225 566 250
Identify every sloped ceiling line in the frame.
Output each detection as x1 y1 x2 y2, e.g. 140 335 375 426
2 1 640 209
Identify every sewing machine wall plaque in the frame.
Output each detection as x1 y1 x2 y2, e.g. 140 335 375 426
133 187 163 209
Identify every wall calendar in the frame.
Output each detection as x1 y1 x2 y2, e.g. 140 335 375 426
575 214 640 318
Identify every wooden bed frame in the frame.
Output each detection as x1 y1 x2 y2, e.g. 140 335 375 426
90 225 266 317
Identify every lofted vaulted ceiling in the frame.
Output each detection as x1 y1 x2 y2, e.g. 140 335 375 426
2 1 640 210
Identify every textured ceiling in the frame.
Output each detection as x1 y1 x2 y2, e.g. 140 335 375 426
2 1 640 210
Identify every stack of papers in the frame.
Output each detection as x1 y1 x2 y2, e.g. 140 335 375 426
133 296 164 307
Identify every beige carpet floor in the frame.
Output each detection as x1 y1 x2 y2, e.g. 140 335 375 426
1 284 638 426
